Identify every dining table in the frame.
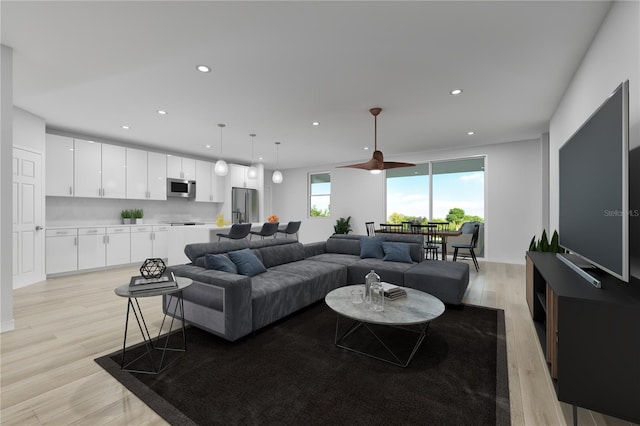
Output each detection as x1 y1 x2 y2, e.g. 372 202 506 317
375 227 462 261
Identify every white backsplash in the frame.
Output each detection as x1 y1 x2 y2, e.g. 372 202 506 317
46 197 222 227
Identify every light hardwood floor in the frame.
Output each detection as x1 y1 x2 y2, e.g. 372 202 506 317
1 261 637 425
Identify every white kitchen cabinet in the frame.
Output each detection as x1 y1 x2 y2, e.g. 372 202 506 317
77 227 106 270
196 160 225 203
127 149 167 200
45 229 77 274
130 225 153 263
152 225 169 258
101 144 126 199
106 227 130 266
126 148 148 199
45 134 75 196
147 151 167 200
230 164 258 190
74 140 126 198
74 139 102 198
167 155 196 180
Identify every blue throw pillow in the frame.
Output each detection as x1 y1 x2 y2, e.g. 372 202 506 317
360 236 386 259
204 254 238 274
228 248 267 277
382 242 413 264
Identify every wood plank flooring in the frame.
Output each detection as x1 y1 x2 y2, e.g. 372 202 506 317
1 261 637 425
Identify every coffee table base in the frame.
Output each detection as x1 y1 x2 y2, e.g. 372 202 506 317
333 314 430 368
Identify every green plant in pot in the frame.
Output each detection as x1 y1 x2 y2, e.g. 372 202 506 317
121 209 133 224
529 229 565 253
133 209 144 224
334 216 352 234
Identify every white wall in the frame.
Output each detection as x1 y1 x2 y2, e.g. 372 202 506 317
1 45 14 332
14 107 45 153
549 0 640 231
272 138 544 264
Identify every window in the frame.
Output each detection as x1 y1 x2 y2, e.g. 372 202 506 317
386 157 485 228
309 172 331 217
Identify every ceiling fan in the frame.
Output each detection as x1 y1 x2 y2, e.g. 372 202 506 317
338 107 416 174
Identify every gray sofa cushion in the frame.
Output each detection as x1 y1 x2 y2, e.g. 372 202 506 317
325 235 361 255
359 235 386 258
404 260 469 305
327 234 423 263
258 242 306 268
228 248 268 277
307 253 361 267
186 239 250 264
271 260 347 303
347 258 416 286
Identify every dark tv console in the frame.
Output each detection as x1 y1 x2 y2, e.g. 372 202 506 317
526 252 640 423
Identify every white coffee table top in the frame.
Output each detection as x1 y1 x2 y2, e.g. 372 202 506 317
325 284 445 326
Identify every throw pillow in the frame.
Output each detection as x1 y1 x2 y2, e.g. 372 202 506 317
204 254 238 274
360 236 386 259
382 242 413 264
228 248 267 277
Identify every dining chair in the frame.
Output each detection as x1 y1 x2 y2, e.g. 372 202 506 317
249 222 280 240
277 221 301 240
217 223 252 241
452 223 480 271
429 221 450 256
365 222 376 236
411 224 438 260
380 223 403 233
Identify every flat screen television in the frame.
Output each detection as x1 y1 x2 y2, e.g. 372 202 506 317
559 80 629 282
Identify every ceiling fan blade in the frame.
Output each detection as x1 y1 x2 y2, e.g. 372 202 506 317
337 157 382 170
382 161 417 169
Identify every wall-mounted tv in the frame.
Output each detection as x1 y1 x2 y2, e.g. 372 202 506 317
559 80 629 282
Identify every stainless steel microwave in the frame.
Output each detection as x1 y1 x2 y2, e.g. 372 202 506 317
167 178 196 198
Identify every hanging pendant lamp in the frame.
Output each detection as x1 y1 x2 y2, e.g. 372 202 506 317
247 133 258 179
272 142 283 184
214 123 229 176
338 107 415 173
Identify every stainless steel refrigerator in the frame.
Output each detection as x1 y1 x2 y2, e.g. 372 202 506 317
231 187 259 224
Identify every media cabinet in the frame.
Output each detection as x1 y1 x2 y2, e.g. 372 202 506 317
526 252 640 423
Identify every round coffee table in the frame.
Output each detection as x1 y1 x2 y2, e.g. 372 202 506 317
325 284 445 367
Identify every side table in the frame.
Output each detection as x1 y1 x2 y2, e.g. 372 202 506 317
114 276 192 374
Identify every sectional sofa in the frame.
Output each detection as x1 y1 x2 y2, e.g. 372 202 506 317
165 234 469 341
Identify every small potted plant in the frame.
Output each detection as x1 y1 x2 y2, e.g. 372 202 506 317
333 216 352 234
121 209 133 224
133 209 144 224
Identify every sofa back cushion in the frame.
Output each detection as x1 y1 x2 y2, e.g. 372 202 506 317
325 235 361 255
258 241 306 268
228 248 268 277
204 254 238 273
186 240 250 265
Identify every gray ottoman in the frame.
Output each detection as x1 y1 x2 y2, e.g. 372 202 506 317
403 260 470 305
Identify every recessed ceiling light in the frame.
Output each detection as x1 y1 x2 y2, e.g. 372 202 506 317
121 125 130 130
450 89 463 95
205 145 211 148
157 110 167 115
196 65 211 73
312 121 320 126
364 147 369 150
467 131 475 136
258 156 263 161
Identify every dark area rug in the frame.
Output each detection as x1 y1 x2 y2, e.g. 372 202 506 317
96 301 510 426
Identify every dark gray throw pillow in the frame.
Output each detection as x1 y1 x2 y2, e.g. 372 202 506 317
204 254 238 274
228 248 267 277
359 236 386 259
382 242 413 263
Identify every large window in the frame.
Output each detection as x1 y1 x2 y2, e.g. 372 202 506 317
386 157 484 228
309 172 331 217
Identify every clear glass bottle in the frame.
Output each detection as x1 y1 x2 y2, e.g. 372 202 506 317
370 280 384 312
365 269 380 305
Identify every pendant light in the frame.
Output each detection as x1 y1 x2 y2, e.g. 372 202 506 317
272 141 283 184
247 133 258 179
214 123 229 176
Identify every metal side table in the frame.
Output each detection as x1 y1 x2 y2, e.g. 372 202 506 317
114 277 192 374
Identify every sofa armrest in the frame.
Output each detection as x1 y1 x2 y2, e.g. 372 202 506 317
304 242 327 258
166 264 253 341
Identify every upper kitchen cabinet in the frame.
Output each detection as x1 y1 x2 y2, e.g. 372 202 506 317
74 139 125 198
46 134 74 196
195 160 225 203
167 155 196 180
230 164 259 190
126 149 167 200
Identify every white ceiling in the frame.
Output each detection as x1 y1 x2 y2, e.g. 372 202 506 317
2 1 611 170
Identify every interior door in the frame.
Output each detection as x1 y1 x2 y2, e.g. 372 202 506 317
12 147 44 288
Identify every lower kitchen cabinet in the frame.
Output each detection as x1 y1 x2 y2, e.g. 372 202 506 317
106 227 131 266
130 226 153 263
78 228 106 270
152 225 169 259
45 229 78 275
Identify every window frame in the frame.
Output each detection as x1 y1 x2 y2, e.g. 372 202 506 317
308 171 331 218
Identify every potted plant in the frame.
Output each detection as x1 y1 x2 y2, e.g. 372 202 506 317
333 216 352 234
133 209 144 224
121 209 133 224
528 230 564 253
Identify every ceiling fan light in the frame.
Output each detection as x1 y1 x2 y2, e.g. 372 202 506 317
215 159 228 176
370 169 382 175
272 170 283 184
247 165 258 179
